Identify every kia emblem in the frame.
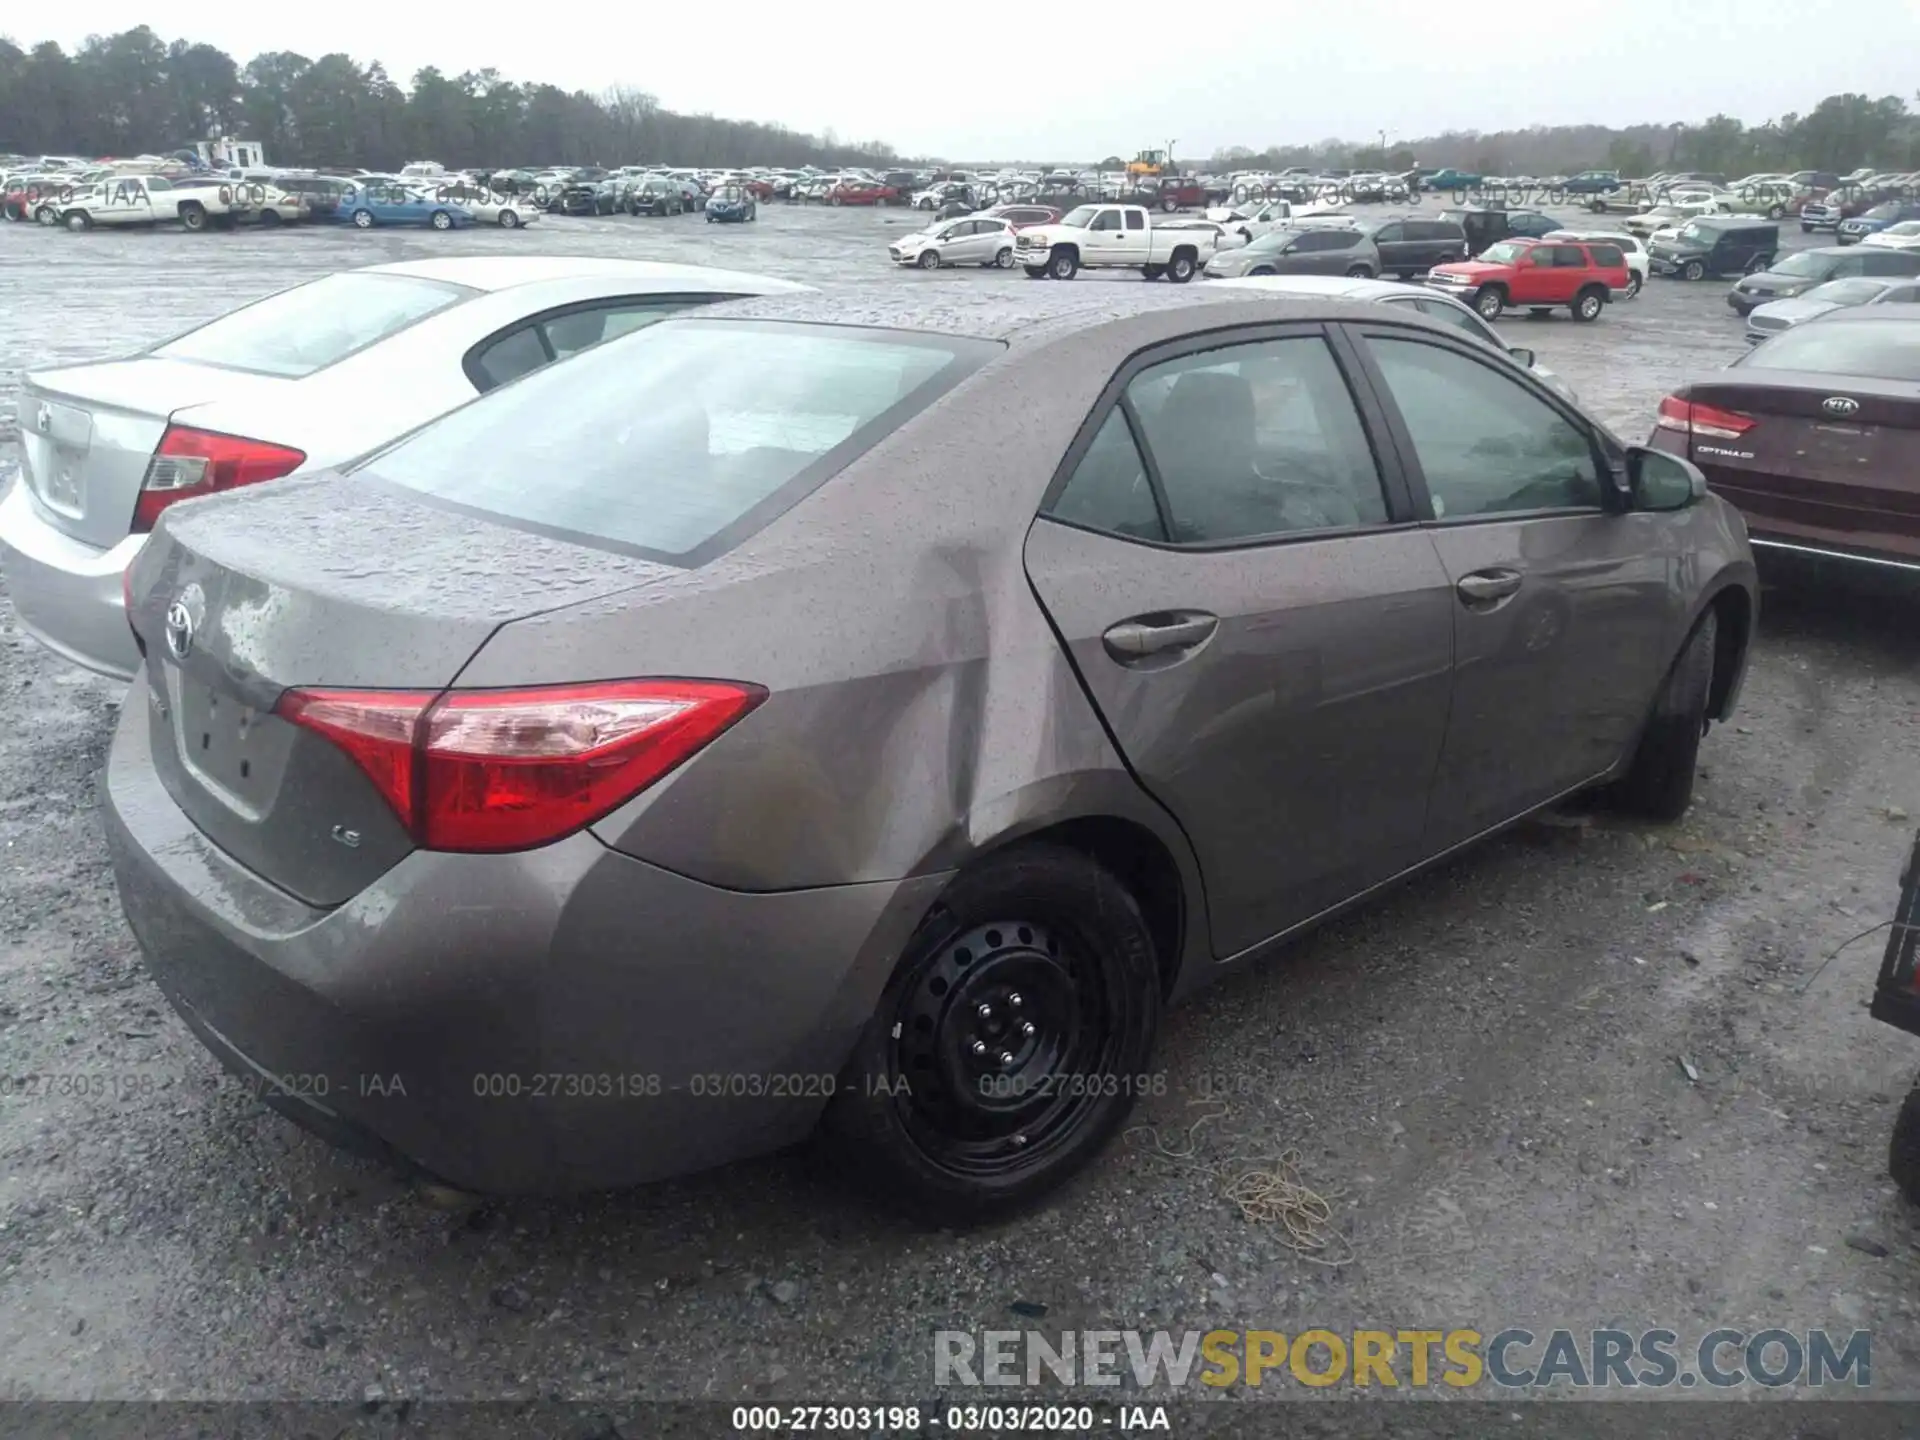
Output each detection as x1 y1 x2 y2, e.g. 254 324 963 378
1821 395 1860 418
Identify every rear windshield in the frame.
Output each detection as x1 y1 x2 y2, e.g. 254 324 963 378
356 319 998 563
1743 320 1920 380
152 272 471 377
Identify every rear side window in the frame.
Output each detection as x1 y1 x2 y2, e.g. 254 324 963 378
153 272 471 378
1120 336 1388 542
360 320 996 562
1588 243 1625 267
1865 251 1920 276
1048 410 1164 540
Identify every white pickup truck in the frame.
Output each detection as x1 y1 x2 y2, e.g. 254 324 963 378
54 173 261 231
1012 202 1216 282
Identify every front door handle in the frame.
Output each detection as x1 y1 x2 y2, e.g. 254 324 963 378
1456 569 1523 604
1102 611 1219 660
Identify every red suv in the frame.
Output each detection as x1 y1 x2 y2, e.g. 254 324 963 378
1425 237 1633 321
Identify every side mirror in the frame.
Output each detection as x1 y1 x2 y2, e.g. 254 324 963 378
1507 346 1537 367
1626 445 1707 511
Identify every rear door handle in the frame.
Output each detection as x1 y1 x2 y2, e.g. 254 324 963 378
1102 611 1219 660
1455 569 1523 605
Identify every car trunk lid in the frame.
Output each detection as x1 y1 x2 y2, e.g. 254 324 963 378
126 473 680 905
1673 374 1920 560
19 359 297 549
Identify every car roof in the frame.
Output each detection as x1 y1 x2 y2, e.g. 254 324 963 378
691 281 1404 345
1794 306 1920 325
358 256 810 294
1204 274 1427 302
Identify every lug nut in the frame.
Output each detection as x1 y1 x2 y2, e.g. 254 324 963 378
1021 1021 1035 1037
1000 1051 1016 1066
1008 993 1022 1008
1012 1133 1028 1147
976 1003 993 1020
971 1040 987 1056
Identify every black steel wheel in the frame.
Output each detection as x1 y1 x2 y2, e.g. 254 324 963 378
822 844 1162 1223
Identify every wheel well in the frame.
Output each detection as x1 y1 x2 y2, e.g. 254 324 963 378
1171 245 1197 262
1007 817 1186 998
1705 585 1752 721
1051 242 1078 258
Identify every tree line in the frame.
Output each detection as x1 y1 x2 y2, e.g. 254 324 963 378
0 27 902 170
7 33 1919 181
1209 93 1920 179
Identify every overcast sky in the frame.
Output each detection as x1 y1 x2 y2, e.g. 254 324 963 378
32 1 1920 159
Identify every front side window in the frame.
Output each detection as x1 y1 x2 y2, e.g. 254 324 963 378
1366 336 1601 519
153 272 473 378
1121 336 1389 543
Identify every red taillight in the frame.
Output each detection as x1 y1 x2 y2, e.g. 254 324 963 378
1654 394 1755 442
275 680 765 853
133 425 307 533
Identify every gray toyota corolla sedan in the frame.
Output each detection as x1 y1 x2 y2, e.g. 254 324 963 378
107 284 1757 1221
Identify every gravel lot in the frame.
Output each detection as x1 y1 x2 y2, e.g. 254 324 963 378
2 205 1919 1415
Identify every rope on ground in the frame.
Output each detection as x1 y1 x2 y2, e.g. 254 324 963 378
1124 1100 1356 1267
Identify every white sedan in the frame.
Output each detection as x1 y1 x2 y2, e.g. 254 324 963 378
1863 220 1920 251
0 257 810 681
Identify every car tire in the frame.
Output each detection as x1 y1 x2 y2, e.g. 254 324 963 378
818 843 1163 1225
430 210 453 231
1890 1083 1920 1207
994 247 1013 268
1345 263 1371 277
179 202 207 232
1800 223 1812 233
499 209 520 228
351 209 374 228
917 249 940 269
1024 266 1049 279
1572 287 1604 322
1161 195 1177 214
1625 272 1643 299
1768 204 1785 220
1681 259 1706 281
1745 254 1771 275
35 205 58 225
1047 249 1079 281
64 210 92 231
1474 285 1505 319
256 207 282 227
1166 251 1196 283
1611 608 1718 822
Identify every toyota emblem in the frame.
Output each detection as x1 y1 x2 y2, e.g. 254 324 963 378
163 583 205 662
163 601 194 660
1821 395 1860 418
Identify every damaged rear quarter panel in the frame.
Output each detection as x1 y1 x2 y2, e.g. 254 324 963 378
454 304 1269 975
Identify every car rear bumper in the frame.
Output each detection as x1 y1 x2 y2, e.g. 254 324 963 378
0 476 143 680
104 676 950 1195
